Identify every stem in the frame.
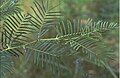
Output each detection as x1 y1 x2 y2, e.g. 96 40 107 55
1 37 59 52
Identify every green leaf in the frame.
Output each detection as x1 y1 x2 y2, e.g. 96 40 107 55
0 0 21 20
29 0 61 29
25 40 71 73
56 19 118 39
0 51 14 78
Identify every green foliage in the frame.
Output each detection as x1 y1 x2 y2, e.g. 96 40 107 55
0 0 119 78
0 51 14 78
0 0 21 20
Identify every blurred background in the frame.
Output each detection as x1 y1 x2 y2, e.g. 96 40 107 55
6 0 119 78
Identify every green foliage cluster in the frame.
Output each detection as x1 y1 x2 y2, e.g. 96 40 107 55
0 0 21 20
0 0 119 78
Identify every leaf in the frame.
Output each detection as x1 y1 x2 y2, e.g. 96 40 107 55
68 37 117 78
0 0 21 20
29 0 61 29
0 51 14 78
1 12 37 55
25 40 71 73
56 19 118 39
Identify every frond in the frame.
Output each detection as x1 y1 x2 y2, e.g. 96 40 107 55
0 51 14 78
0 0 118 78
0 0 63 76
68 37 113 65
1 12 36 55
0 0 21 20
55 19 118 39
68 37 117 77
55 19 118 78
25 40 71 73
29 0 61 29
